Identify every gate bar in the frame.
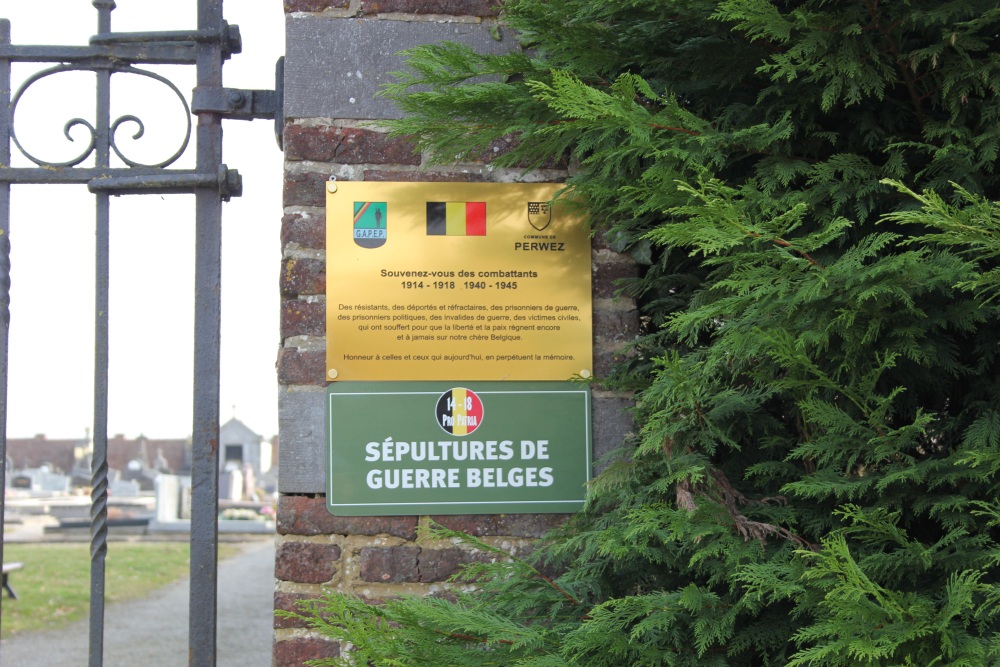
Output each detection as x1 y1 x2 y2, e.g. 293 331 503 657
190 0 225 663
0 167 239 190
0 43 198 65
87 5 115 666
0 18 12 645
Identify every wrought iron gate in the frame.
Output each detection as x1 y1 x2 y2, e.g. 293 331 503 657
0 1 281 664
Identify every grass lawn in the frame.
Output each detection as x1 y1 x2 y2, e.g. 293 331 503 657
0 542 239 639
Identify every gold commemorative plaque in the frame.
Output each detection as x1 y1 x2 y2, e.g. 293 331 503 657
326 181 593 381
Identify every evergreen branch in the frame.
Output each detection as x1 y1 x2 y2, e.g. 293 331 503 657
534 570 585 609
677 464 819 550
866 0 927 122
650 124 701 136
435 629 515 646
748 232 825 269
706 468 819 551
546 117 701 136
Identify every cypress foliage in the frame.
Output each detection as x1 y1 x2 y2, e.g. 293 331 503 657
288 1 1000 664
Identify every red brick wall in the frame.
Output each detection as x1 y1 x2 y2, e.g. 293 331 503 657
276 3 639 663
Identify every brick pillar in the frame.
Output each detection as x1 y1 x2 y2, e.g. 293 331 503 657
275 2 638 664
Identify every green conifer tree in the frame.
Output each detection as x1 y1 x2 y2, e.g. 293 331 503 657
288 1 1000 664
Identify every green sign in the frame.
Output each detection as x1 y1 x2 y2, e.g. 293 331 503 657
326 382 591 515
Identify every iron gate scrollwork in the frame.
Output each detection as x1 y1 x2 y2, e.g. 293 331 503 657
0 1 282 665
10 64 194 169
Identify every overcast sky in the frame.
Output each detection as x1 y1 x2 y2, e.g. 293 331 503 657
3 1 284 439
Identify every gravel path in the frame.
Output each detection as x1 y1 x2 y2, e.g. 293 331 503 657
0 538 275 667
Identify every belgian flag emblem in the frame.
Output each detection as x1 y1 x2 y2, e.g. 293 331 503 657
354 202 387 248
426 202 487 236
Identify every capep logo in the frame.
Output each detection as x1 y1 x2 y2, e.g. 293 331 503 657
354 202 387 248
435 387 484 436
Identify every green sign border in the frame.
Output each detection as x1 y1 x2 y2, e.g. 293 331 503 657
326 381 592 515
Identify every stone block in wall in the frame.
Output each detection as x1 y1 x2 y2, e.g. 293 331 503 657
360 0 501 16
282 211 325 251
275 591 321 629
278 391 327 493
592 256 641 299
593 305 639 346
277 348 327 386
274 637 340 667
285 17 516 120
432 513 568 538
275 541 342 584
359 546 492 583
593 344 630 380
464 136 569 170
592 395 635 472
281 257 326 297
362 169 490 183
282 298 325 339
418 547 495 582
283 169 329 208
285 0 350 12
285 125 420 165
278 494 419 539
359 545 420 583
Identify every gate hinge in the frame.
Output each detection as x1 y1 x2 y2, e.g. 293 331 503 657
193 87 277 120
191 57 285 149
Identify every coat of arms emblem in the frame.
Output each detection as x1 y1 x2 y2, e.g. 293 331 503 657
527 201 552 231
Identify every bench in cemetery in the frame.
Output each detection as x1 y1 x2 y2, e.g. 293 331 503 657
2 562 23 600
